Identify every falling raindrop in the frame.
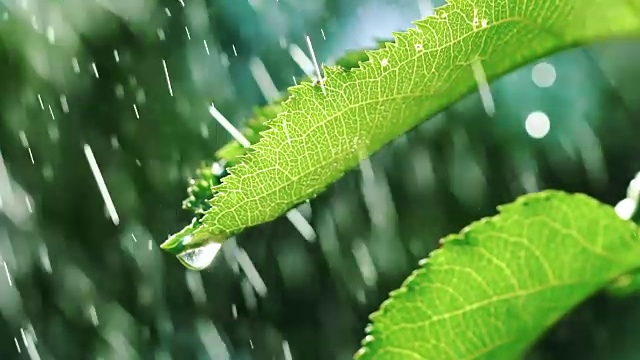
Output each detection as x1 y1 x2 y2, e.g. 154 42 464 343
162 59 173 96
305 35 325 94
60 95 69 113
284 207 316 242
283 340 293 360
91 62 99 78
471 60 495 116
288 44 316 79
72 57 80 73
417 0 434 16
352 239 377 286
176 241 222 270
234 246 268 296
185 271 207 304
37 94 44 109
83 144 119 225
4 261 12 286
249 57 280 102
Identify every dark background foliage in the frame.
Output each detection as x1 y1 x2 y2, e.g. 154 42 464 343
1 0 640 359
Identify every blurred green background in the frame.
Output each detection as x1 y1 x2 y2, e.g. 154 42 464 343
1 0 640 359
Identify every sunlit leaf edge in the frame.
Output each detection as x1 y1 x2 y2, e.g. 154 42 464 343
197 0 640 241
354 190 640 359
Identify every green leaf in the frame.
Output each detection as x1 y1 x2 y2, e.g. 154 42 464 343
182 163 220 215
176 0 640 246
608 269 640 297
355 191 640 360
178 46 379 218
606 171 640 296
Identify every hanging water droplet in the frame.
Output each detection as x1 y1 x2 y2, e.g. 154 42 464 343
615 198 636 220
211 160 227 177
627 172 640 200
177 241 222 271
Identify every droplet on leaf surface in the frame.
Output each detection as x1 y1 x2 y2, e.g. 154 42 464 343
177 241 222 270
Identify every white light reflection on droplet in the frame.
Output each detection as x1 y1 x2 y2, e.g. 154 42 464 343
60 95 69 113
177 241 222 270
532 62 556 88
627 172 640 200
615 198 637 220
525 111 550 139
234 247 268 296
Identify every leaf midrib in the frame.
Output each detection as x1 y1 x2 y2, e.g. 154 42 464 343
209 17 543 231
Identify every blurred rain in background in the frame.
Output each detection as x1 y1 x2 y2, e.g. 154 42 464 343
1 0 640 359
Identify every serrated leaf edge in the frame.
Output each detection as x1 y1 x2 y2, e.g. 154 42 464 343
199 3 461 236
354 190 640 359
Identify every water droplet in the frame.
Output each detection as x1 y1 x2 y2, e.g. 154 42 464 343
525 111 550 139
177 242 222 270
615 198 637 220
627 172 640 200
532 62 556 88
212 160 227 178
